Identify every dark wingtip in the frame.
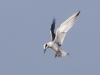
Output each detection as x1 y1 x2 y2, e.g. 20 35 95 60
53 17 56 23
76 11 81 17
76 10 81 16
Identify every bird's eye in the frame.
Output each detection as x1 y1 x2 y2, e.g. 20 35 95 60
45 44 47 48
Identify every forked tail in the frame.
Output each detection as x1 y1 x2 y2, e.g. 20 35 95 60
57 50 67 57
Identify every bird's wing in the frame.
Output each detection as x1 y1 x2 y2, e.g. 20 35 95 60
50 18 56 41
54 11 80 46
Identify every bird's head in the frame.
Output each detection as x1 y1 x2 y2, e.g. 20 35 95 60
43 43 48 53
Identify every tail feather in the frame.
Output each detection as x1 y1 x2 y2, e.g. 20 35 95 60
58 50 67 57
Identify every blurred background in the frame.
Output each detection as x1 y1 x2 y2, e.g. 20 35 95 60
0 0 100 75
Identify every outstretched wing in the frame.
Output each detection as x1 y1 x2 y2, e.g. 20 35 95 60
54 11 80 46
50 18 56 41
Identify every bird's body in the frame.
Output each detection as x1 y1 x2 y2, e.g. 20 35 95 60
46 41 59 52
44 41 67 57
44 11 80 57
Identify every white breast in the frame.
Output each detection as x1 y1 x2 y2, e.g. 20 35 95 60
48 42 59 52
52 43 59 52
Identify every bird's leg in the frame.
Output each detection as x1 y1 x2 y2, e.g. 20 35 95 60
55 54 57 58
55 51 58 58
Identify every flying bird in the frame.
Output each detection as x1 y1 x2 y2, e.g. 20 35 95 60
43 11 80 58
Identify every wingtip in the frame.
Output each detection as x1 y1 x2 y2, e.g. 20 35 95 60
78 10 81 14
76 10 81 16
53 17 56 22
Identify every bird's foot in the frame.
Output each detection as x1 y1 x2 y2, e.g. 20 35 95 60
54 51 59 58
55 54 57 58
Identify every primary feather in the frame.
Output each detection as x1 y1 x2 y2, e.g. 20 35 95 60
54 11 80 46
50 18 56 41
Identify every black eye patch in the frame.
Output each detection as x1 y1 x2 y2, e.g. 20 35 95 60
45 44 47 47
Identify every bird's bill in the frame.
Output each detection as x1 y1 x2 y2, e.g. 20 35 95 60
44 49 46 53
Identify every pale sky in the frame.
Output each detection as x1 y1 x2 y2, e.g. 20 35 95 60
0 0 100 75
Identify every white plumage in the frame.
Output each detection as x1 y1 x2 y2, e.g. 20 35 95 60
43 11 80 58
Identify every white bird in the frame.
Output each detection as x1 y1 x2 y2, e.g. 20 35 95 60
43 11 80 58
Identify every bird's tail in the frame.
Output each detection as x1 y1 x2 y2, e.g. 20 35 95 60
57 50 67 57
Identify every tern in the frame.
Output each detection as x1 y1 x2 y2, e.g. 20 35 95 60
43 11 80 58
